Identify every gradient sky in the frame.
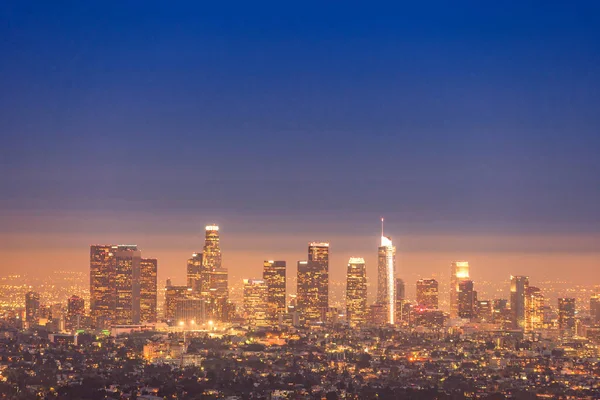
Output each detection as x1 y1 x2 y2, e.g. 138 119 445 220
1 2 600 294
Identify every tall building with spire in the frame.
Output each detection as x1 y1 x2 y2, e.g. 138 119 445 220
346 257 367 327
450 261 470 318
377 219 396 324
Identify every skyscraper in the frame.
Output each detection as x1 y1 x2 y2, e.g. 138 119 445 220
525 286 544 332
165 283 190 324
202 225 229 320
296 242 329 323
396 278 405 301
416 279 439 309
510 275 529 329
90 245 116 328
558 297 576 335
140 258 158 323
458 280 476 319
186 252 203 295
25 291 40 325
203 225 222 270
591 295 600 324
377 222 396 325
175 298 206 326
450 261 469 318
263 260 286 324
243 279 269 327
346 257 367 328
66 295 85 331
114 245 141 325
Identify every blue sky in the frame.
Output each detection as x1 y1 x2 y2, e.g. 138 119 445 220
1 1 600 234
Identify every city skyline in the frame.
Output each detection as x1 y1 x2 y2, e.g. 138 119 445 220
2 2 600 397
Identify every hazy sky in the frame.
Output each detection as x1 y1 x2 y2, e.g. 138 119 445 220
1 2 599 291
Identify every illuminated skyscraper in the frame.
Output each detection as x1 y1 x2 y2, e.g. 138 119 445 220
416 279 439 309
243 279 269 327
263 260 286 324
66 295 85 331
90 245 116 328
203 225 222 270
591 295 600 324
377 220 396 325
140 258 158 323
396 278 405 301
113 245 141 325
296 242 329 323
186 252 203 295
458 280 476 319
25 291 40 325
346 257 367 328
202 225 229 320
558 297 576 335
510 275 529 329
450 261 469 318
175 298 206 326
525 286 544 332
165 283 190 324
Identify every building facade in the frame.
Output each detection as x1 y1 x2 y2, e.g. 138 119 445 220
416 279 439 309
378 236 396 324
450 261 469 319
243 279 268 327
346 257 367 328
140 258 158 323
510 275 529 329
558 297 576 335
263 260 286 324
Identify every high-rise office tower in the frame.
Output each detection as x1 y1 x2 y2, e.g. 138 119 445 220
175 298 206 326
416 279 439 309
140 258 158 323
187 252 203 295
558 297 576 335
591 295 600 324
25 291 40 325
395 278 407 323
450 261 469 318
263 260 286 324
297 242 329 323
346 257 367 328
525 286 544 332
165 283 190 324
202 225 229 320
113 245 141 325
297 261 328 324
510 275 529 329
203 225 222 271
477 300 493 322
90 245 116 328
377 220 396 325
66 295 85 331
396 278 405 301
243 279 269 327
458 280 476 319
